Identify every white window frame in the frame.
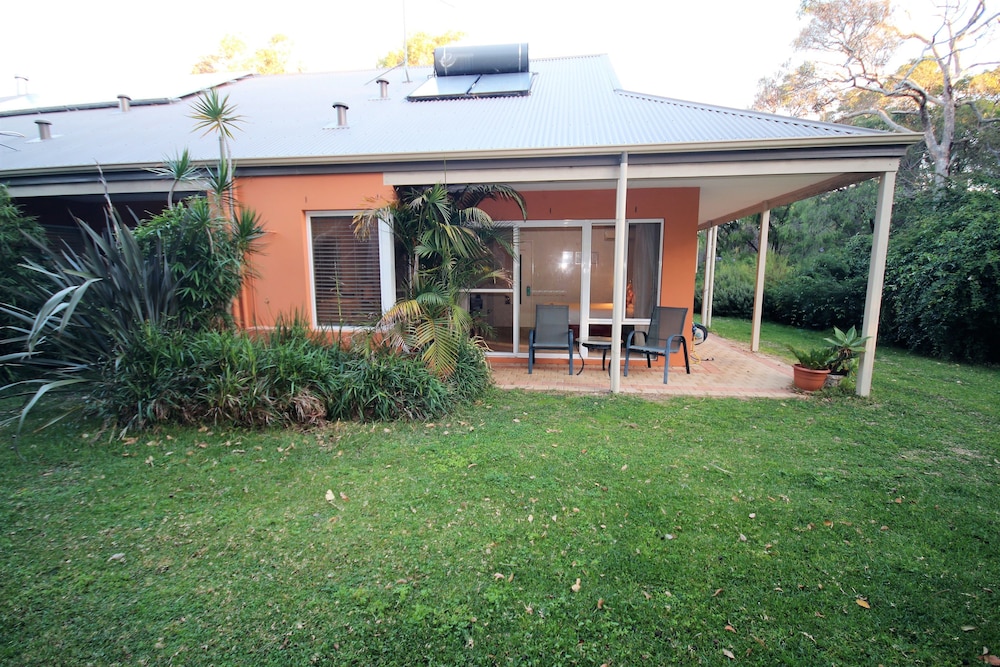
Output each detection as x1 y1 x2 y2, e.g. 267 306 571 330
306 210 395 331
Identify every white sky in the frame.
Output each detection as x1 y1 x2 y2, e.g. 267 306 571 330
1 0 815 109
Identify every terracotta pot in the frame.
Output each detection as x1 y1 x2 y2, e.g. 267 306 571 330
792 364 831 391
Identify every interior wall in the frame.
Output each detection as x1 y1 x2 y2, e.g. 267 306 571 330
236 173 393 328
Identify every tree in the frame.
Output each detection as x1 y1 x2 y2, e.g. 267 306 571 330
376 30 465 68
754 0 1000 186
192 34 295 75
353 183 525 376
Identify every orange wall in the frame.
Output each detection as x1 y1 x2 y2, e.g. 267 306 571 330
236 173 394 327
236 175 700 359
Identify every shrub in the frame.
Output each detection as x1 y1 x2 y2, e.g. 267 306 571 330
765 235 870 330
134 197 246 330
0 187 49 383
445 337 492 402
329 350 451 422
883 181 1000 362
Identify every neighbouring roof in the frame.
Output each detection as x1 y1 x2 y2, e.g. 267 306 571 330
0 54 908 179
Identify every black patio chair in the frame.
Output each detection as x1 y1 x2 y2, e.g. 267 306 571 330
623 306 691 384
528 304 574 375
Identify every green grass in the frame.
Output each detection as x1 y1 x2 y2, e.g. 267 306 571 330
2 320 999 665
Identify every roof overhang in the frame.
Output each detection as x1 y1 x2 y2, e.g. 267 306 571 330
2 132 921 226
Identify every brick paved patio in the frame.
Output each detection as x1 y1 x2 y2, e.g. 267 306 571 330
489 335 798 398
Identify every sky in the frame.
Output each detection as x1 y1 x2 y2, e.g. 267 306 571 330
1 0 817 110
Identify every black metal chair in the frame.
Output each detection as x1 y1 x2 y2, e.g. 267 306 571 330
528 304 574 375
623 306 690 384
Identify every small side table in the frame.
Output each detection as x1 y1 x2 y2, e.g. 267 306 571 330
579 337 615 371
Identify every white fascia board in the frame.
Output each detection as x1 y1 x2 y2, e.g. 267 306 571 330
384 165 621 187
7 180 207 198
384 157 901 189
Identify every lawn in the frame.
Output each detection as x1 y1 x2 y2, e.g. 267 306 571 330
2 320 998 665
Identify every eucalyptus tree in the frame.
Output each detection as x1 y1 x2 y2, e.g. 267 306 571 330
754 0 1000 186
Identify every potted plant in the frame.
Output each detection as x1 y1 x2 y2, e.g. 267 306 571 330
787 345 836 391
823 326 871 379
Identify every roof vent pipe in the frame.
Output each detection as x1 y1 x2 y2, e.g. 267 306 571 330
376 78 389 99
118 95 131 112
35 119 52 141
332 102 349 127
15 75 29 96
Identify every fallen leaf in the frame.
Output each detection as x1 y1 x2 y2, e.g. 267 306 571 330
493 572 506 580
642 591 652 600
961 625 977 632
980 654 1000 666
597 598 605 610
739 533 748 542
823 520 834 527
722 648 736 660
108 552 126 563
339 492 349 502
725 624 736 633
856 598 871 609
571 578 581 593
712 588 724 597
325 489 335 502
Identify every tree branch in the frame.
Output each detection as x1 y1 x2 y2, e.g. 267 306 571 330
837 108 916 133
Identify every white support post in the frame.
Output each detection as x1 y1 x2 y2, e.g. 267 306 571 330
702 225 718 328
750 210 770 352
378 213 397 314
609 153 629 394
856 170 898 396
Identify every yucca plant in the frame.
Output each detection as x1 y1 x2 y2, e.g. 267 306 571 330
1 209 180 436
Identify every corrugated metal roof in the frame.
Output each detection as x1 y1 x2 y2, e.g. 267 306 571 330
0 55 895 177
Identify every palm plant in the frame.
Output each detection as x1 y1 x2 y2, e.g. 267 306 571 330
353 183 525 376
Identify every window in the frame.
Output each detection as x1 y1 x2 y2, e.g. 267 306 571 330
310 215 382 327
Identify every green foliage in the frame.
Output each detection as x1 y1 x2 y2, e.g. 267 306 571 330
192 33 294 75
823 325 870 374
786 344 836 370
444 337 493 402
765 234 871 330
376 30 465 68
94 317 489 429
354 183 525 377
133 198 251 329
695 255 757 318
883 180 1000 363
0 186 48 382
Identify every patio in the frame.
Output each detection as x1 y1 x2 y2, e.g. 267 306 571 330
489 334 798 398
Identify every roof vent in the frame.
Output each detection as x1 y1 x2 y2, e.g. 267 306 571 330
333 102 349 127
35 119 52 141
15 75 29 96
434 43 528 77
376 78 389 99
118 95 132 112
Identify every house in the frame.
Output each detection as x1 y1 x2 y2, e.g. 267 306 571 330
0 45 920 394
